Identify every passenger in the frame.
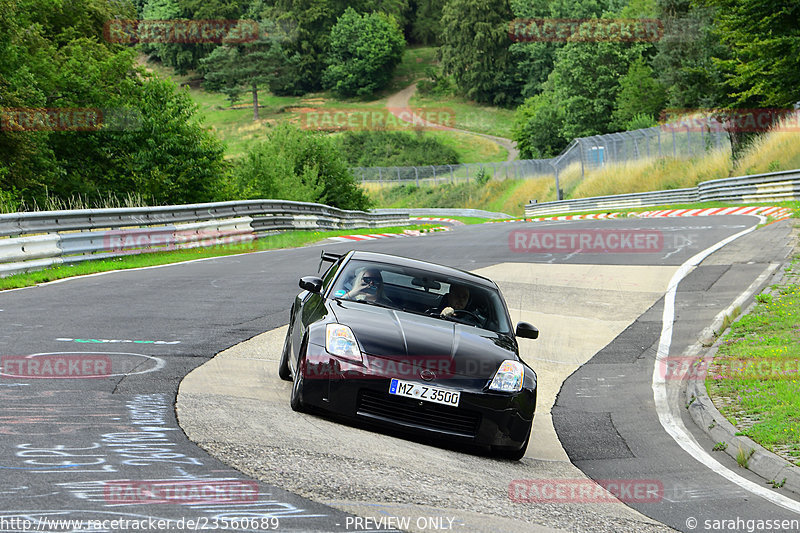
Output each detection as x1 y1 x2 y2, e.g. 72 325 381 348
344 268 393 305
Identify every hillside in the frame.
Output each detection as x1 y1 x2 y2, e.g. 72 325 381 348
144 48 515 165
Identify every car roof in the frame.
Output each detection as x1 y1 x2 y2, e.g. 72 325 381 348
346 251 498 290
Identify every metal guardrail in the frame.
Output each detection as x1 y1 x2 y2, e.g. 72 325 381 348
371 208 513 219
0 200 412 277
525 169 800 217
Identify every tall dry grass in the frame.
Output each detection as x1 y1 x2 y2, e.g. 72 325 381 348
733 116 800 175
571 149 732 198
0 192 152 214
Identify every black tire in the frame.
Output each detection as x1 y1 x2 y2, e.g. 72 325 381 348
494 422 532 461
290 351 306 412
278 326 292 382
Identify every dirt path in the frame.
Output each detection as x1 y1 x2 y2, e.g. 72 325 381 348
386 83 520 162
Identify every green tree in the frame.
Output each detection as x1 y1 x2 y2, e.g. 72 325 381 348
44 40 228 205
439 0 514 105
0 0 228 207
651 0 727 108
322 8 405 98
0 0 58 198
140 0 245 75
699 0 799 108
410 0 445 45
200 20 286 119
611 56 667 129
511 90 568 158
549 37 647 140
236 123 371 211
270 0 408 95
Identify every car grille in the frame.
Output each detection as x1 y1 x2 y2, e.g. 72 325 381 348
357 390 480 438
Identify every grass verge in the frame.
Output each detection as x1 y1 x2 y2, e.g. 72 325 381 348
143 48 510 163
409 92 516 139
706 249 800 465
0 225 436 291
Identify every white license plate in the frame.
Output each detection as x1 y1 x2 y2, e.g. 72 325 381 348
389 379 460 407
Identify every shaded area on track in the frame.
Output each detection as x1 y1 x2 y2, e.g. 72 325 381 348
553 220 800 532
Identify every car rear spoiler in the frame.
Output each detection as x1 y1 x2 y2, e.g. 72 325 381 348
318 250 344 272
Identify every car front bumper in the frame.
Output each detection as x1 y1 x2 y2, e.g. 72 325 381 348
299 344 536 450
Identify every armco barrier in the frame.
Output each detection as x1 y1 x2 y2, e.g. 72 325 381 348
0 200 412 277
372 208 514 219
525 168 800 217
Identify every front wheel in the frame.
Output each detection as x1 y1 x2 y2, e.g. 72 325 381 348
278 327 292 382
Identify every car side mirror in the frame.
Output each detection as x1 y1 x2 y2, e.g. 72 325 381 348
515 322 538 339
299 276 323 294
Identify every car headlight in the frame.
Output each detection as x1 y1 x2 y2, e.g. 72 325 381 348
489 360 524 392
325 323 362 362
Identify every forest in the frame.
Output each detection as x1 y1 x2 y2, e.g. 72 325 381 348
0 0 797 210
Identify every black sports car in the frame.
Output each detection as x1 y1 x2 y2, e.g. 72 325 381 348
279 250 539 459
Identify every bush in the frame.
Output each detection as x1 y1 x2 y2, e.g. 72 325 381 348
335 131 460 167
417 66 457 97
322 8 406 98
511 91 569 158
235 123 371 211
474 168 490 185
624 113 658 130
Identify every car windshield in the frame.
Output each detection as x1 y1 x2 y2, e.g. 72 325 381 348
329 260 512 334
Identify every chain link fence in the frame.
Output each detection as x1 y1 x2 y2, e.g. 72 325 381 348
354 123 732 194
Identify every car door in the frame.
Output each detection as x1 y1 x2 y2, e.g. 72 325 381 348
290 256 345 367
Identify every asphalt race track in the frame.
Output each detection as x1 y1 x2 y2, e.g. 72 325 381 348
1 215 799 533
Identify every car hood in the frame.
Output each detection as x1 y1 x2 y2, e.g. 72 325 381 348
330 300 517 378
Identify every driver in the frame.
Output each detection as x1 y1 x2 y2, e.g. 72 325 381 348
343 267 392 305
440 283 470 318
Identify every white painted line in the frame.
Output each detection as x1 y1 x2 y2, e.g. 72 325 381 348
652 214 800 514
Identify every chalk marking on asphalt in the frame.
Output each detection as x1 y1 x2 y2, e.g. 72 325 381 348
0 351 166 379
652 215 800 514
